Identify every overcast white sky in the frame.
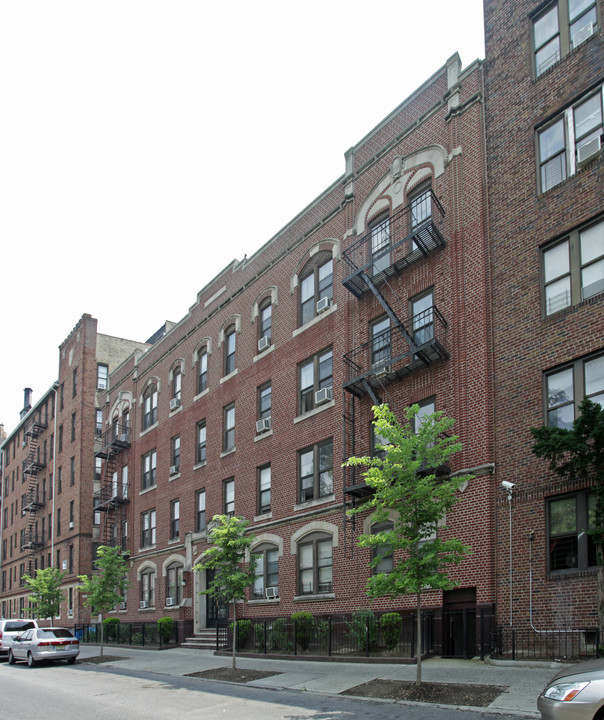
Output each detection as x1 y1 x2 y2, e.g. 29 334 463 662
0 0 485 432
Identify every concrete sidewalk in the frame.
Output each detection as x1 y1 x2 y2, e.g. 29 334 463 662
77 644 559 717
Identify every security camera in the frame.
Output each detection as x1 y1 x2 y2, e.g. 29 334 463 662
501 481 515 490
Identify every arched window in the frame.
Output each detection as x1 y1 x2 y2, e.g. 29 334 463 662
252 543 279 599
297 532 332 595
172 367 182 404
166 562 183 605
224 326 236 375
142 384 158 430
198 348 208 394
370 211 390 276
258 299 272 350
299 251 333 326
371 521 394 575
140 568 156 608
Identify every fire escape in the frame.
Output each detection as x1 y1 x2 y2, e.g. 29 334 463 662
94 424 130 550
21 414 47 578
341 191 449 547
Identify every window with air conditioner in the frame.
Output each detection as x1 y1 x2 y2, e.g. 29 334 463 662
298 349 332 414
299 252 333 326
252 543 279 599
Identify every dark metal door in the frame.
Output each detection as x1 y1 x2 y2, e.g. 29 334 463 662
205 569 229 628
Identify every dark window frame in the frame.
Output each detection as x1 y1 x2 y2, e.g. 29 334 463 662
297 532 333 595
299 251 333 326
257 464 271 515
298 347 333 414
252 542 279 599
298 438 334 503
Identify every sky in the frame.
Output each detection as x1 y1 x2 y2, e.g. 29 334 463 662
0 0 485 432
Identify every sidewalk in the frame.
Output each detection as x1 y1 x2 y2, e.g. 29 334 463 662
77 644 561 717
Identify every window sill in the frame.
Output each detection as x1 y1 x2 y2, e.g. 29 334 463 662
194 460 207 470
163 604 180 610
248 598 280 606
169 404 183 417
139 485 156 496
194 388 209 402
138 545 156 554
254 511 272 522
138 606 155 612
254 429 273 442
294 400 335 424
294 493 335 512
292 303 337 338
169 472 181 481
220 447 236 458
253 344 275 363
220 369 239 384
294 593 335 603
168 537 182 545
140 422 159 438
548 567 597 580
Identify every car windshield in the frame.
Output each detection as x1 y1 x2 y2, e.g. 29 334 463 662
5 622 35 632
37 629 74 639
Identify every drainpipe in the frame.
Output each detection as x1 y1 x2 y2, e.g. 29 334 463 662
51 382 60 567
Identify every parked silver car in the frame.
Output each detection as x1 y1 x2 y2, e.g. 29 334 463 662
8 627 79 667
538 658 604 719
0 619 39 659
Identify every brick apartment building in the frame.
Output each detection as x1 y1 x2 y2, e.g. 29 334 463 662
0 315 148 620
87 52 495 655
484 0 604 632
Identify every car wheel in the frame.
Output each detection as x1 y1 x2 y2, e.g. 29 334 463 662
67 657 76 665
8 650 16 665
27 652 36 668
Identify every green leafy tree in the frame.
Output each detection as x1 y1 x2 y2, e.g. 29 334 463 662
531 398 604 633
343 403 472 685
23 567 66 623
77 545 129 656
194 514 256 669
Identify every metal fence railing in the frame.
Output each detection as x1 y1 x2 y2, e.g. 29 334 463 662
73 621 178 648
491 626 600 662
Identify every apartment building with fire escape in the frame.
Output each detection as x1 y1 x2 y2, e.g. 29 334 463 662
484 0 604 632
93 53 496 656
0 314 148 620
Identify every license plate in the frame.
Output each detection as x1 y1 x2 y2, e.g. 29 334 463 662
55 645 65 650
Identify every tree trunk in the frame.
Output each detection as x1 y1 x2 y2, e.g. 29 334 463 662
232 600 237 670
100 614 105 657
416 592 422 686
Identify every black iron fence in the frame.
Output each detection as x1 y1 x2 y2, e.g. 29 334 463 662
491 626 601 662
74 621 178 648
217 612 434 659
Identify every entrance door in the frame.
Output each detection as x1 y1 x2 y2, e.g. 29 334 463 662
205 569 229 628
442 587 476 658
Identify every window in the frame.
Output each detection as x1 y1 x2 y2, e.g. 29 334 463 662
166 563 183 605
259 300 272 347
258 382 271 421
196 489 206 533
58 424 63 452
258 465 271 515
223 403 235 452
196 421 207 464
252 543 279 599
371 521 394 575
142 384 158 429
224 326 236 375
546 353 604 428
298 533 333 595
414 399 436 431
198 349 208 393
298 439 333 502
370 212 390 276
142 450 157 490
548 491 596 572
538 86 604 192
299 253 333 325
298 348 333 414
69 500 74 525
542 218 604 314
171 436 180 473
170 500 180 540
533 0 598 77
172 367 182 405
95 409 103 437
72 368 77 398
70 457 75 486
411 291 434 346
140 569 155 606
224 478 234 516
141 509 156 548
71 412 76 442
371 316 391 370
56 508 61 536
97 364 109 390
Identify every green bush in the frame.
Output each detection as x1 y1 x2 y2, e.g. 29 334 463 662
291 611 313 650
379 612 402 650
230 619 252 648
345 609 378 652
270 617 292 652
131 632 144 646
313 619 330 653
103 617 120 641
253 622 265 653
157 616 174 645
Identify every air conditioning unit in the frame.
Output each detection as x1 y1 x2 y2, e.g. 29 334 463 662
165 597 176 607
372 362 391 377
170 397 181 411
139 600 148 609
315 387 333 405
577 135 601 164
119 602 126 610
62 560 68 570
169 465 179 475
573 21 594 47
119 433 129 443
316 296 331 313
68 609 74 618
258 335 270 352
69 521 74 530
265 586 279 600
256 417 271 434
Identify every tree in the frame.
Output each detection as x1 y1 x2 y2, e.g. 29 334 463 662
343 403 472 685
531 397 604 633
77 545 129 656
23 567 66 623
194 514 256 669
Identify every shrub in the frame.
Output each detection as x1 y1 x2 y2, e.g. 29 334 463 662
291 611 313 651
103 617 120 641
270 617 292 652
314 619 330 653
253 622 265 653
157 616 174 645
230 619 252 648
131 632 144 646
345 609 378 652
379 612 402 650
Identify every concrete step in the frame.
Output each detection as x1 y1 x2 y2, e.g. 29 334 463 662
181 631 217 650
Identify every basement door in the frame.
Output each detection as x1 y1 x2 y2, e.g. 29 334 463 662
442 587 477 658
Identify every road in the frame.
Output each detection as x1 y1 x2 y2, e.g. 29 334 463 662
0 660 532 720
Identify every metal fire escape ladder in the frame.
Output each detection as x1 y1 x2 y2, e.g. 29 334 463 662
94 425 130 550
22 419 46 576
